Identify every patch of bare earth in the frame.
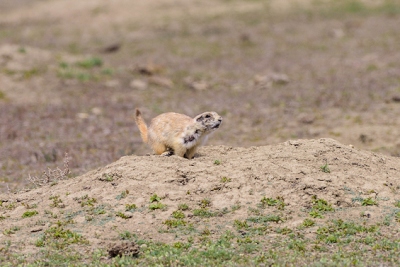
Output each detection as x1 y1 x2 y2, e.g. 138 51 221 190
0 138 399 264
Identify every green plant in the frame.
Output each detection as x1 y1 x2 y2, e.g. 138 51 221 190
275 227 292 235
76 57 103 69
49 195 63 208
395 200 400 208
214 160 221 165
116 212 132 219
308 196 335 218
116 190 129 200
320 162 330 173
362 197 378 206
22 210 38 218
119 231 136 240
178 203 189 211
200 198 211 208
36 225 89 249
163 219 186 228
221 176 231 183
172 210 185 219
3 226 20 235
149 202 166 210
259 196 285 210
234 220 249 230
150 194 161 203
395 211 400 222
80 196 97 207
247 215 284 223
125 204 137 212
193 208 215 218
301 218 316 228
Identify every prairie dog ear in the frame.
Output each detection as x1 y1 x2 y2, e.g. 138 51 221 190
195 115 204 122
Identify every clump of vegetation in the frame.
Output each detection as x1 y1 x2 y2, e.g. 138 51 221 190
163 219 187 228
22 210 38 218
316 219 378 244
78 195 97 207
27 153 70 187
57 57 112 82
49 195 63 208
234 220 249 230
172 210 185 219
125 204 137 212
119 231 136 240
76 57 103 69
3 226 20 235
178 203 189 211
199 198 211 208
36 222 89 248
149 194 166 210
214 160 221 165
259 196 285 210
320 161 330 173
116 211 132 219
301 218 316 228
193 209 215 218
221 176 231 183
309 196 335 218
116 190 129 200
362 197 378 206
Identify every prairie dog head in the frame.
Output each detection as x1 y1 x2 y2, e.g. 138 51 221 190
194 112 222 133
181 122 207 148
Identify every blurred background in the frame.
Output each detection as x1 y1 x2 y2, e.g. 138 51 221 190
1 0 400 192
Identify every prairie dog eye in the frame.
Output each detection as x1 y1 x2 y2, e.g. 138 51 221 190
195 130 200 134
205 114 211 118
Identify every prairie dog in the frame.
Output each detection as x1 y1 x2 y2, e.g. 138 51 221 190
135 109 222 159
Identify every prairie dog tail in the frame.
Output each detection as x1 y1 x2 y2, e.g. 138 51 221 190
135 109 148 143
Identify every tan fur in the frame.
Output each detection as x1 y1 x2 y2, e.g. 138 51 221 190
134 108 222 159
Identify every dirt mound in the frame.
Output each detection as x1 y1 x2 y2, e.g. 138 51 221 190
0 138 399 263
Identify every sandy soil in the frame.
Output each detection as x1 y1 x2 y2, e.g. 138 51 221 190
0 138 399 261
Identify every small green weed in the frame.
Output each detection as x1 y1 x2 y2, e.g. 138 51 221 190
309 196 335 218
22 210 38 218
3 226 20 235
116 190 129 200
221 176 231 183
172 210 185 219
214 160 221 165
163 219 187 228
301 218 316 228
178 203 189 211
247 214 284 223
394 200 400 208
320 162 331 173
119 231 136 240
76 57 103 69
150 194 161 203
199 198 211 208
149 202 166 210
116 212 132 219
193 208 215 218
125 204 137 212
362 197 378 206
275 227 292 235
36 224 89 249
49 195 63 208
80 195 97 207
259 196 285 210
234 220 249 230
